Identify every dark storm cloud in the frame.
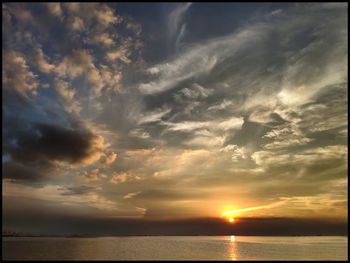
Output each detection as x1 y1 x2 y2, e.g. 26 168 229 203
3 122 106 183
9 123 100 165
2 161 51 183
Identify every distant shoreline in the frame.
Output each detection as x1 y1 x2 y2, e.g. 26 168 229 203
3 234 348 238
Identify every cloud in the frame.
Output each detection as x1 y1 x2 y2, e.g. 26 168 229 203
54 49 124 96
217 117 244 131
99 65 123 93
139 23 268 95
264 137 312 150
168 3 192 39
55 50 93 78
54 50 104 95
35 48 55 73
164 120 211 132
69 16 85 31
64 3 120 30
139 53 217 95
251 145 347 168
248 108 279 124
125 148 157 158
123 192 141 200
88 33 114 47
129 129 151 139
102 152 118 166
3 181 119 213
94 4 121 27
78 170 107 182
262 123 313 150
3 161 52 183
60 185 98 196
110 172 141 184
168 3 192 47
45 3 63 18
137 107 172 125
185 130 226 148
63 3 80 13
175 23 187 48
151 149 210 178
7 5 34 23
175 83 213 101
299 84 347 133
105 48 131 64
278 57 347 107
220 144 248 162
7 123 107 172
3 51 39 97
163 116 243 133
208 99 233 111
54 79 82 114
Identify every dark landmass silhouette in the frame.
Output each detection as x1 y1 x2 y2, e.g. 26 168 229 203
3 216 347 237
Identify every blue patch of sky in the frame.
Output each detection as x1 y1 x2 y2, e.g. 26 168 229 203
2 153 12 163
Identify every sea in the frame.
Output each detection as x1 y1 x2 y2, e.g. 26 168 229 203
2 236 348 260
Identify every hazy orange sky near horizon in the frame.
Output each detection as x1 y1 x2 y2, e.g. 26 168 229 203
2 3 348 233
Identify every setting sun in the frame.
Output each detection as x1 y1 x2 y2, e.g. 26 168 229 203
222 209 238 223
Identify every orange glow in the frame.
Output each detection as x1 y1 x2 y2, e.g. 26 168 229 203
222 209 238 217
222 209 238 223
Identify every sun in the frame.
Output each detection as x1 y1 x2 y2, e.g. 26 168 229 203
222 209 238 223
228 217 235 223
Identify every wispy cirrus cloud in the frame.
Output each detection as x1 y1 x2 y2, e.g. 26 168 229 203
139 23 268 95
162 116 243 133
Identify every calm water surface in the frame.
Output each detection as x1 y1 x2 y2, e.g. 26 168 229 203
3 236 348 260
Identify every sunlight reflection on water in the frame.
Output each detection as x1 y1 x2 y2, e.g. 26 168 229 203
229 235 237 260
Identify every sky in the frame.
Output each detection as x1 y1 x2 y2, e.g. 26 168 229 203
2 3 348 234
